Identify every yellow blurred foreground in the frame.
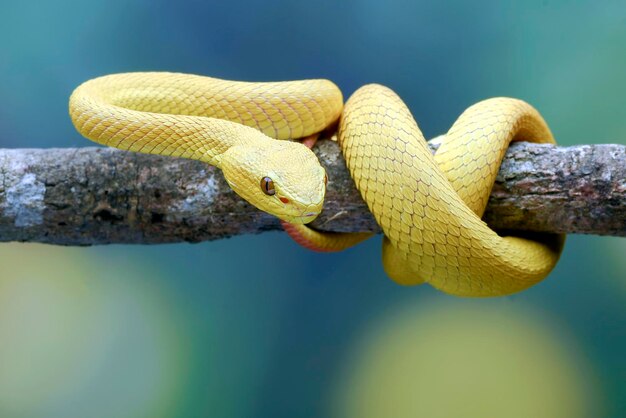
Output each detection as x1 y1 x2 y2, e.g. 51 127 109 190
333 301 602 418
0 244 189 417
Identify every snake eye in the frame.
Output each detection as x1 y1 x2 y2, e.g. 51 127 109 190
261 177 275 196
324 173 328 186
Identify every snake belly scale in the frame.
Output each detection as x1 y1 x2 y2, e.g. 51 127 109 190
69 72 564 297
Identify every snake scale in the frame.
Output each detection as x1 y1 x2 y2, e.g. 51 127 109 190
69 72 564 297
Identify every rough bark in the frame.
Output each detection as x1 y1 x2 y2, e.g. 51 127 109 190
0 140 624 245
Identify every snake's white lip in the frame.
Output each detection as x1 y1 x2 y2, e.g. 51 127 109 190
286 211 320 224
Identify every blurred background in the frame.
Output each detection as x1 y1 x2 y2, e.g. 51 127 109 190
1 0 624 417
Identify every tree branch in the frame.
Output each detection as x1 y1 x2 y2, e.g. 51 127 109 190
0 140 624 245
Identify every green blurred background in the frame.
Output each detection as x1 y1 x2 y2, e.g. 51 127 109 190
1 1 625 417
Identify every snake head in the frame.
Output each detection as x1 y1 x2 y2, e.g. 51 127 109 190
221 141 326 224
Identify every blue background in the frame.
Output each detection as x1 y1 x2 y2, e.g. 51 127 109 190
1 1 624 417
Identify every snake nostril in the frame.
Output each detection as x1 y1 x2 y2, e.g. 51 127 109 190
279 197 290 204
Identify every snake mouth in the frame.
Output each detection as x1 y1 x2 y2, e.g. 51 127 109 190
285 211 320 224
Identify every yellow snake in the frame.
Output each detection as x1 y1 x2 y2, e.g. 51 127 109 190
69 72 564 297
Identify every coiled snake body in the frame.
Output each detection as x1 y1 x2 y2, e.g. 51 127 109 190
70 72 564 297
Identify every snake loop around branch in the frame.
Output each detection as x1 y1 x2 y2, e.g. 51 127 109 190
69 72 564 297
